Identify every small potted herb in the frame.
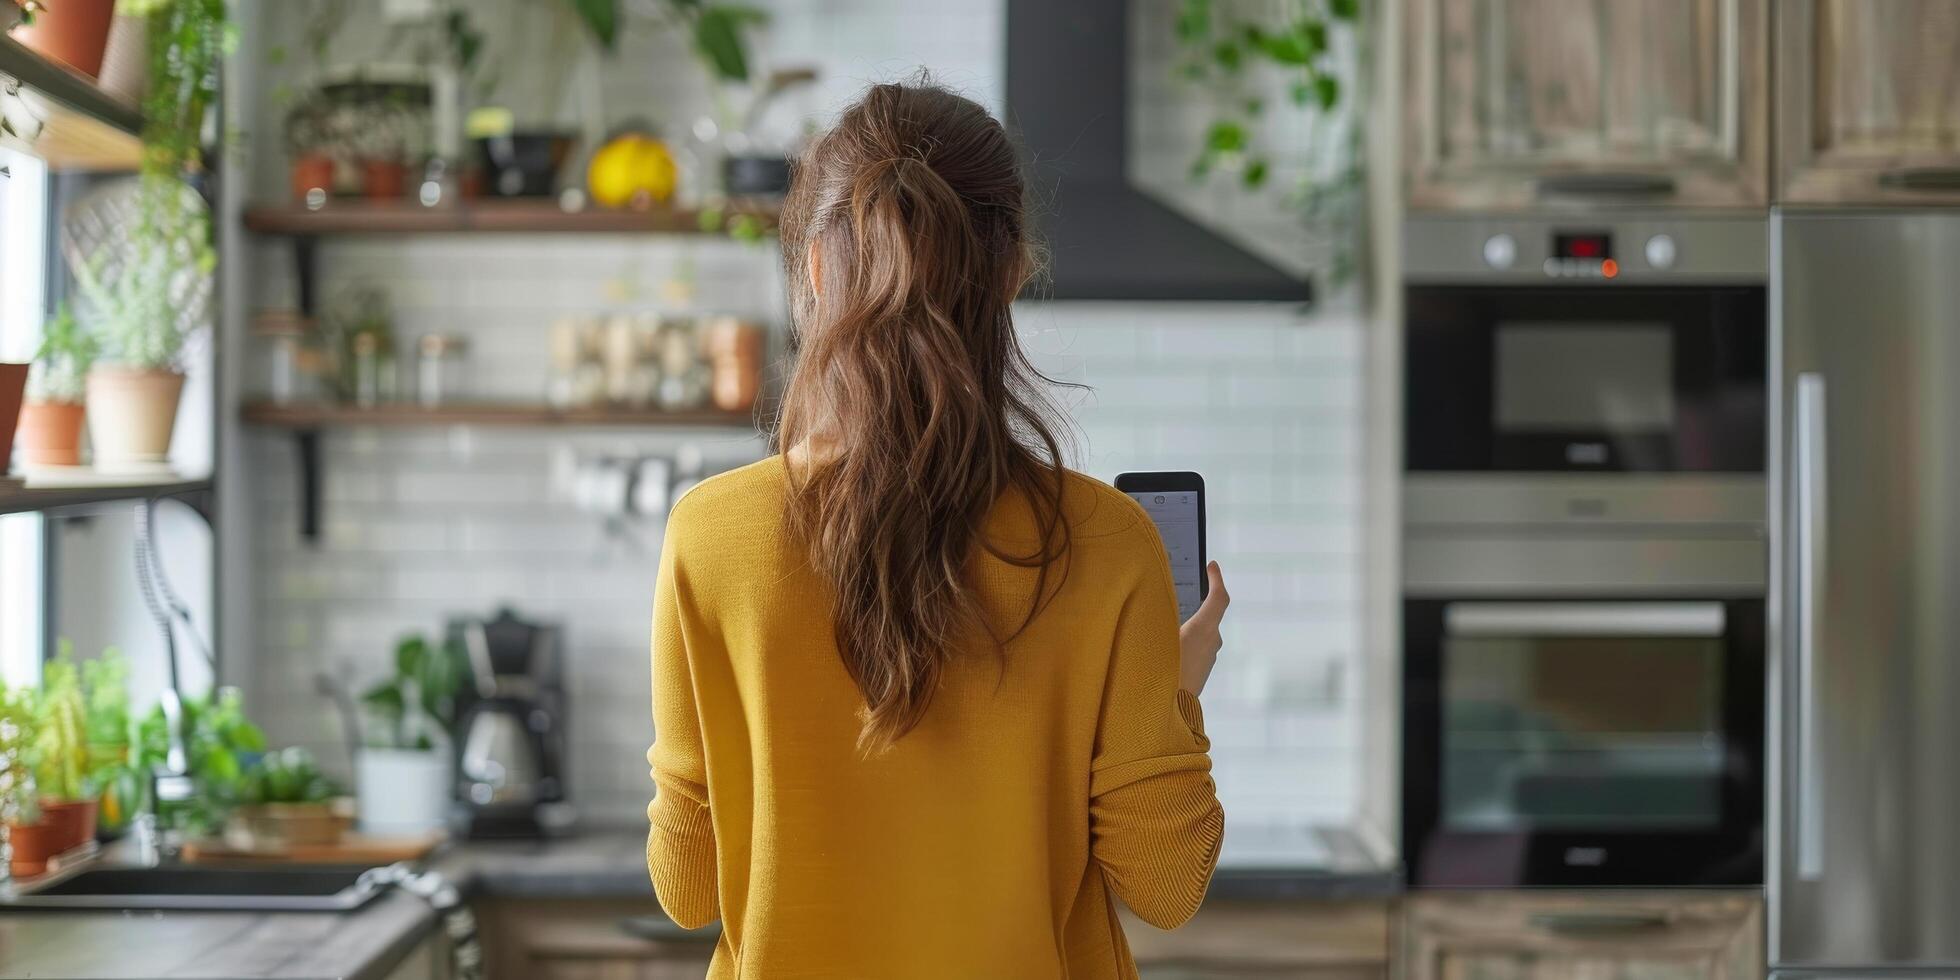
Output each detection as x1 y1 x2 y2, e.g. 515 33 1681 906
224 747 345 852
355 634 465 836
0 681 56 877
28 653 99 857
16 304 98 468
9 0 118 80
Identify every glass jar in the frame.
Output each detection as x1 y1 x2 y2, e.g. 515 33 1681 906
416 333 469 408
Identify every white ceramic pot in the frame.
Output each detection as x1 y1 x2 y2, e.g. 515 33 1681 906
85 366 184 471
354 748 452 836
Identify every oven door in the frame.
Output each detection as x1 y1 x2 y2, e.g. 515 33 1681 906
1403 599 1764 887
1405 286 1766 473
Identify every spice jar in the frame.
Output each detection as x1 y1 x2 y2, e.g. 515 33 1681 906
416 333 469 407
655 317 709 411
350 331 391 408
704 317 764 413
251 309 312 405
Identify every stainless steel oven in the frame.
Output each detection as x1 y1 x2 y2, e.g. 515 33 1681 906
1405 215 1767 474
1400 213 1769 888
1402 598 1765 887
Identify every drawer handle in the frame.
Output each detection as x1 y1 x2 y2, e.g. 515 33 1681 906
1528 911 1672 936
1878 167 1960 191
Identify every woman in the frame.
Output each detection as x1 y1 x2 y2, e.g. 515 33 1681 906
648 80 1229 979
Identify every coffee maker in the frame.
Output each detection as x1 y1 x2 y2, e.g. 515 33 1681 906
449 607 574 838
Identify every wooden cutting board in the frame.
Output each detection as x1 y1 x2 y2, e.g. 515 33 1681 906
181 831 446 865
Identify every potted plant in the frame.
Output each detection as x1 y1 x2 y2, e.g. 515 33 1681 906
16 304 97 468
356 634 465 836
28 653 98 857
0 681 57 877
80 648 141 837
133 686 265 837
224 747 344 852
0 360 24 475
75 0 223 471
9 0 118 79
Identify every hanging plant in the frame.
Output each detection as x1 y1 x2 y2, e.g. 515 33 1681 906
1173 0 1364 284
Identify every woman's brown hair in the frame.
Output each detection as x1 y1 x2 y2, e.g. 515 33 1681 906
776 80 1073 752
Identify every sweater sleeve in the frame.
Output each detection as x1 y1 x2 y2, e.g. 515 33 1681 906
646 517 720 929
1087 534 1226 929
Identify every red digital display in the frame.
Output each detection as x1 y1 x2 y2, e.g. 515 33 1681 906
1554 232 1613 261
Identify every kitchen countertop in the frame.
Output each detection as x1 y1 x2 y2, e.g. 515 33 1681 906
0 826 1399 979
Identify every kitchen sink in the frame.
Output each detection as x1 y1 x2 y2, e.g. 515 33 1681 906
1 865 386 912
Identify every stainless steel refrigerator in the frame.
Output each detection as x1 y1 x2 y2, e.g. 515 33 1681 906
1772 210 1960 975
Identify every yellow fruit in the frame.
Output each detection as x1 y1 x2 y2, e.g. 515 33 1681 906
587 134 678 209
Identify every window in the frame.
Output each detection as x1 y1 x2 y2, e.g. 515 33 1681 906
0 146 48 687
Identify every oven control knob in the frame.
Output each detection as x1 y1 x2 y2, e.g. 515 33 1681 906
1483 233 1518 270
1645 234 1677 270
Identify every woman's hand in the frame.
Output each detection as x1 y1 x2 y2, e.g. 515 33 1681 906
1178 562 1229 696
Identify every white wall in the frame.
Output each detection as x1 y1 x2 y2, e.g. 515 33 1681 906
235 0 1373 865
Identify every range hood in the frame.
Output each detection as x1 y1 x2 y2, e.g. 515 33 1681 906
1004 0 1314 302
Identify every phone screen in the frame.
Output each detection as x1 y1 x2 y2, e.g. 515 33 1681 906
1127 488 1203 620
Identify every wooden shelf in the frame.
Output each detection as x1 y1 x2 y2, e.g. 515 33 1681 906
0 35 144 171
240 401 759 429
0 476 213 517
242 199 777 236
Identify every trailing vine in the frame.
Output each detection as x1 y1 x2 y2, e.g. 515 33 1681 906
1174 0 1364 285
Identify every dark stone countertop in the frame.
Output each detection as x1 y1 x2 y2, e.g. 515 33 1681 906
0 825 1399 979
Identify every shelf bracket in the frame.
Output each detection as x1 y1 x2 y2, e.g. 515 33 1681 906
295 428 321 543
293 235 319 319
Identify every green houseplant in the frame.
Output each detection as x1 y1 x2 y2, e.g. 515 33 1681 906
224 747 346 852
28 653 98 858
75 0 224 470
0 680 56 877
134 686 266 837
1172 0 1365 286
355 634 466 836
80 649 142 836
16 304 98 468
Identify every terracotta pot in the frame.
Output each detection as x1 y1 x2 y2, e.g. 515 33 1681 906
361 159 408 200
85 366 184 470
6 819 61 878
291 153 336 204
0 362 24 469
16 400 86 466
37 798 99 854
10 0 117 79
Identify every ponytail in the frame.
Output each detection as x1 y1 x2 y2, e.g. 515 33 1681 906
777 81 1073 752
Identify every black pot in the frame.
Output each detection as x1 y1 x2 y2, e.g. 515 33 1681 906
474 132 577 198
723 155 793 197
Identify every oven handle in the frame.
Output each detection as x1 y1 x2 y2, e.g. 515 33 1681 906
1794 372 1828 881
1444 602 1726 638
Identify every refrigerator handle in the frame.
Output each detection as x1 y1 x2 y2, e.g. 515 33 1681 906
1794 372 1828 881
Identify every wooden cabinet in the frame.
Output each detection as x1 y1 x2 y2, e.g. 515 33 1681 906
1124 900 1392 980
474 899 717 980
1398 892 1762 980
1403 0 1769 209
1774 0 1960 203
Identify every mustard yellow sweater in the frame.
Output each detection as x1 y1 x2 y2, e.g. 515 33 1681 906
647 458 1224 979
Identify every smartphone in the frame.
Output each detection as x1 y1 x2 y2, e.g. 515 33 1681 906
1114 471 1207 621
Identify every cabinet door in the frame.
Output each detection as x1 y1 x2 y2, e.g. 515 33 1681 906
474 899 717 980
1399 892 1762 980
1775 0 1960 203
1124 900 1390 980
1404 0 1769 209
